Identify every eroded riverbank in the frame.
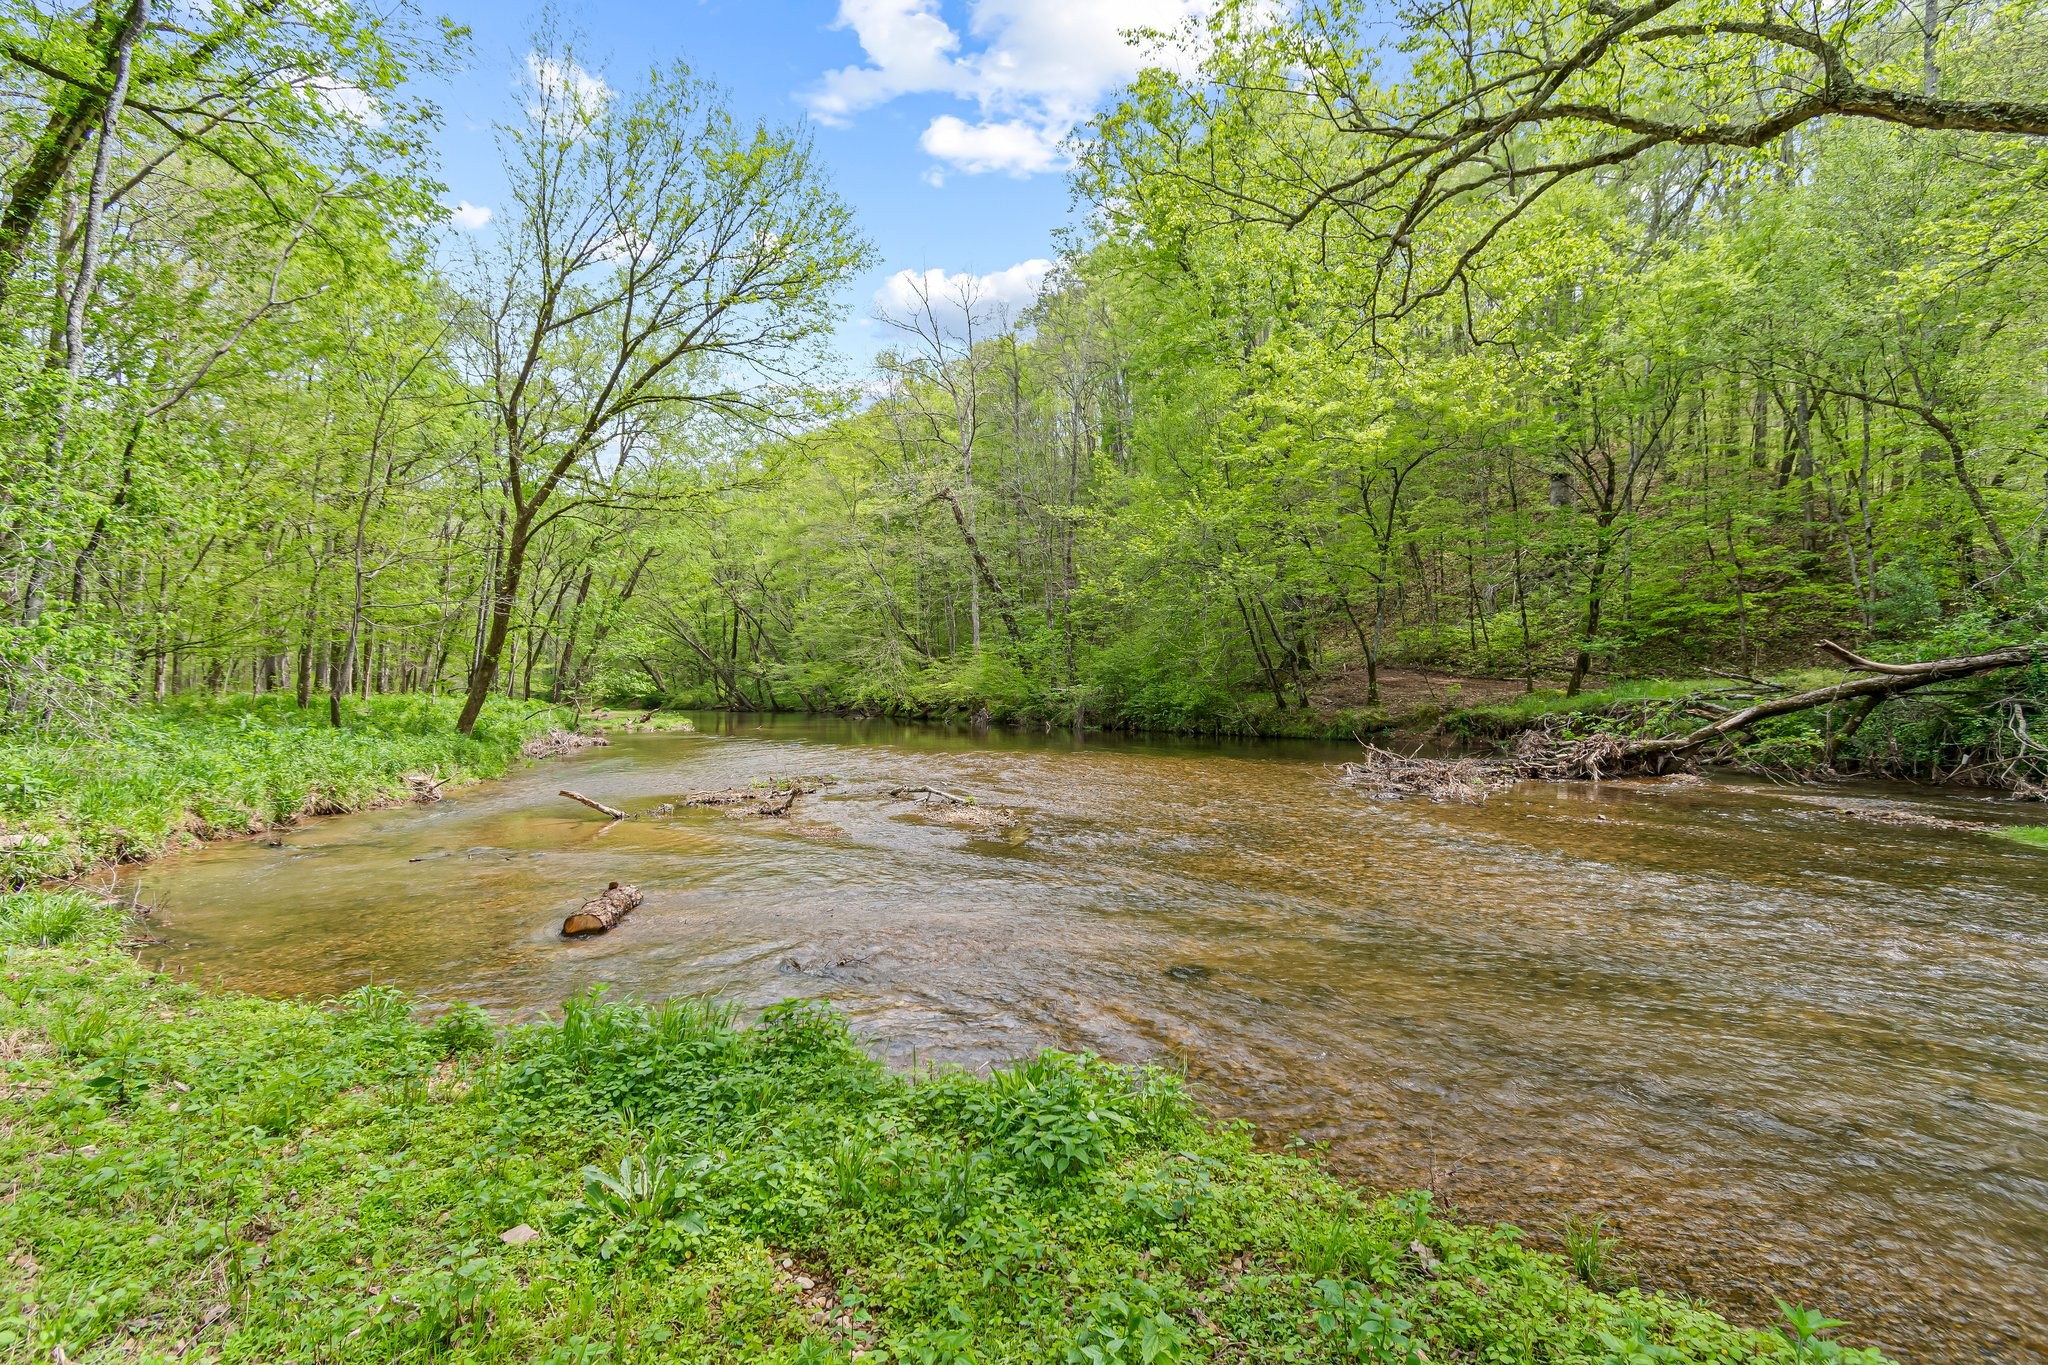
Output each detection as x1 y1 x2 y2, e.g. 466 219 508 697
130 714 2048 1362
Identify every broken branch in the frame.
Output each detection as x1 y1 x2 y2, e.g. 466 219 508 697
559 789 628 821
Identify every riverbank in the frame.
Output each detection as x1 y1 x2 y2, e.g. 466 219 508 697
0 896 1888 1364
0 696 570 888
627 648 2048 790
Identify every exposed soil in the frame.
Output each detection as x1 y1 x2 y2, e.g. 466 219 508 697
1308 661 1564 715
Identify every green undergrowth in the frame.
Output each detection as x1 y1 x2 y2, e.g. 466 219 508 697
1438 679 1742 743
0 897 1889 1364
0 695 566 886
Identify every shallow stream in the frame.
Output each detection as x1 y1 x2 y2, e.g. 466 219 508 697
131 716 2048 1362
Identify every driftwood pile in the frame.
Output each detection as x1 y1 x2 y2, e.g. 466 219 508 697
678 778 832 818
404 772 449 802
523 729 609 759
680 777 828 806
887 784 1020 832
555 778 834 823
1339 747 1514 803
562 882 643 937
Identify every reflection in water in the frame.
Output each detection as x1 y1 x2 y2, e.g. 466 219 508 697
132 714 2048 1363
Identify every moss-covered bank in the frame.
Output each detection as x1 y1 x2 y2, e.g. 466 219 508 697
0 895 1887 1364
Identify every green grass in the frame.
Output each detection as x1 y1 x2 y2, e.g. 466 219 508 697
0 901 1891 1364
0 694 565 886
1993 825 2048 849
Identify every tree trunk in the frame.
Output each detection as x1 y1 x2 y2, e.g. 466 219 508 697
457 516 530 734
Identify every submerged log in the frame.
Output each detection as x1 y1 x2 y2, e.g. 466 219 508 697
559 789 628 821
562 882 643 938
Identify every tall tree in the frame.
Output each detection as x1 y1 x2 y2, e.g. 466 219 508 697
448 39 867 733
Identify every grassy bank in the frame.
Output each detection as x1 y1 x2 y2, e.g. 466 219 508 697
0 695 566 887
0 897 1886 1364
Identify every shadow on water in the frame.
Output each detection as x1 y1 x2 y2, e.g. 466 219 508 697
130 711 2048 1364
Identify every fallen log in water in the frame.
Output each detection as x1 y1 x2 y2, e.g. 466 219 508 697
559 789 628 821
562 882 643 937
1343 639 2046 800
1613 640 2044 770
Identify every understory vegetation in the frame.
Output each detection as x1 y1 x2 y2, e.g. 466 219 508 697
0 696 560 887
2 0 2044 783
0 899 1890 1364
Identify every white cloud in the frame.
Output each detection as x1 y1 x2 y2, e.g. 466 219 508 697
525 53 612 129
448 201 493 231
918 116 1065 178
808 0 1210 178
874 258 1052 329
293 74 385 128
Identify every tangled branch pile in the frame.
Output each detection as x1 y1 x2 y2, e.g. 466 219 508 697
1339 747 1518 802
1343 735 1647 802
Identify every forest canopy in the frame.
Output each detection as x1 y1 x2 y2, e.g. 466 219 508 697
2 0 2045 770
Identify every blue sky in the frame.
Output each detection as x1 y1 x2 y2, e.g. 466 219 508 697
417 1 1210 367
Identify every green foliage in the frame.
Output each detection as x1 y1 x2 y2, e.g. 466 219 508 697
0 890 118 947
0 694 561 886
1066 1285 1190 1363
0 929 1898 1363
963 1052 1138 1182
1561 1213 1631 1293
1312 1279 1425 1364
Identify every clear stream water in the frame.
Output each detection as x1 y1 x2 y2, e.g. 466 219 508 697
130 716 2048 1362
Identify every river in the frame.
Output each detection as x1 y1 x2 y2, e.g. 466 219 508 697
130 715 2048 1362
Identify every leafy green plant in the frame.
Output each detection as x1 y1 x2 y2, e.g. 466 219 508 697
1312 1279 1425 1364
44 1002 111 1059
1065 1286 1189 1365
1592 1317 1683 1364
1778 1302 1850 1363
1290 1208 1391 1282
430 1001 496 1057
966 1052 1133 1182
570 1145 713 1259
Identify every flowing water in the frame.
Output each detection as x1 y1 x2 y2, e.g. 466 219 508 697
130 716 2048 1362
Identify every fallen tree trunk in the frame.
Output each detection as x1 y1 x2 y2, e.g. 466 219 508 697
1350 639 2045 798
1620 640 2041 767
562 882 642 937
559 789 628 821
